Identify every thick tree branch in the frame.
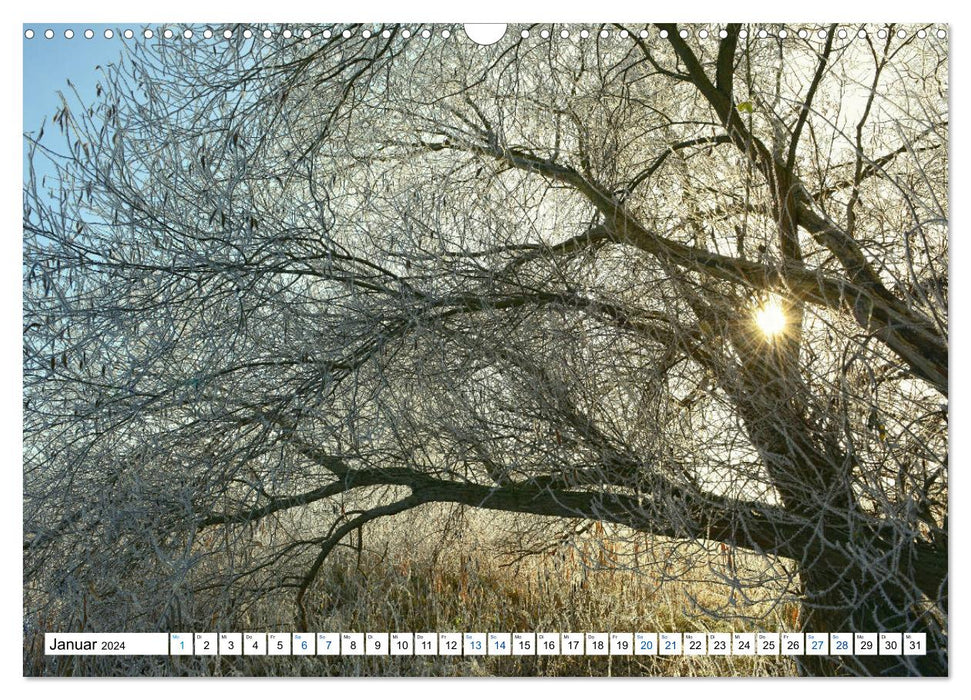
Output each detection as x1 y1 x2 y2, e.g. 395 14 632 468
192 456 947 609
429 134 947 391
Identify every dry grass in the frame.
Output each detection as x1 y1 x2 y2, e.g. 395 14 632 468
27 508 801 676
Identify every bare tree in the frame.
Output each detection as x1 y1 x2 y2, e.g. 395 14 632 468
24 23 947 676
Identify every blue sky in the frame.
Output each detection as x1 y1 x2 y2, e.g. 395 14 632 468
23 24 140 181
22 24 144 130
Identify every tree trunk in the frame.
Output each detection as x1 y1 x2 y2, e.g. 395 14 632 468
723 337 946 675
796 552 946 676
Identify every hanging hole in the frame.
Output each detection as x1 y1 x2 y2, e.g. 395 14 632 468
464 24 506 45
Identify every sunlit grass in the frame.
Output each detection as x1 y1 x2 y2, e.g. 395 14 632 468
28 512 802 677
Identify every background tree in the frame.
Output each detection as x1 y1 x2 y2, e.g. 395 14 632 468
24 23 947 676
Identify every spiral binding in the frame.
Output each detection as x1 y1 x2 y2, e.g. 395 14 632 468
24 24 948 43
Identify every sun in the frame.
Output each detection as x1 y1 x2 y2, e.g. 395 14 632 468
753 297 787 339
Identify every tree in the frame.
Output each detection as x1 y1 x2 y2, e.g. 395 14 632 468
24 23 947 676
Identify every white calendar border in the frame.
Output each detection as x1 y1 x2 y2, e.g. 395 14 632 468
4 1 963 699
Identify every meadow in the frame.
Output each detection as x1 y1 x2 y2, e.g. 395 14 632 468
28 508 800 677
